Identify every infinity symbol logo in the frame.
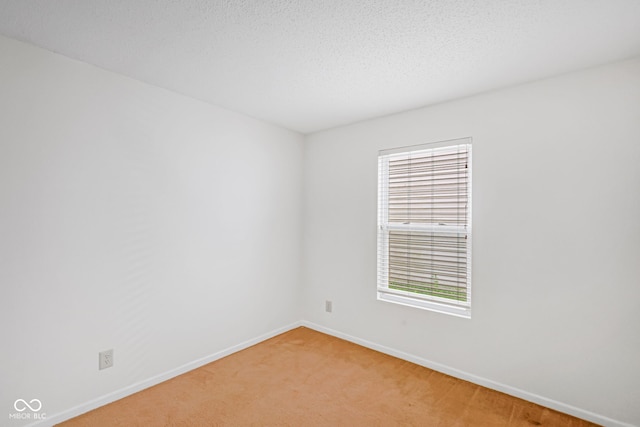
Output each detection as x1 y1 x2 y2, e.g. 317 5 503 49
14 399 42 412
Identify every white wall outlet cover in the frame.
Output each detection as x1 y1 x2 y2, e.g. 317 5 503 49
99 349 114 370
325 301 332 313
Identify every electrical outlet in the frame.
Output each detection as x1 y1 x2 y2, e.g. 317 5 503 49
99 349 114 370
325 300 332 313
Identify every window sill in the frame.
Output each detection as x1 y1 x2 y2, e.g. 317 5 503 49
378 292 471 319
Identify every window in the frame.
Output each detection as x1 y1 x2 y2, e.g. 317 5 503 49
377 138 472 318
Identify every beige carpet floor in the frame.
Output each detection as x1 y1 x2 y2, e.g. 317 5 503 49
58 327 598 426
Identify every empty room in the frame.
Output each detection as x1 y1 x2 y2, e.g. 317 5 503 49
1 1 639 426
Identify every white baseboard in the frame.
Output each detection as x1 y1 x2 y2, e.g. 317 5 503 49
300 321 633 427
32 321 302 427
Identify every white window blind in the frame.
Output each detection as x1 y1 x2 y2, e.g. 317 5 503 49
377 138 472 318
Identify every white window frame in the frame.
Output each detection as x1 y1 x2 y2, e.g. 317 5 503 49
377 138 472 318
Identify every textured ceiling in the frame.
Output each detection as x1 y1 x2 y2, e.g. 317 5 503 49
1 1 640 133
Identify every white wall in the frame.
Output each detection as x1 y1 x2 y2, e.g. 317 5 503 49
0 35 303 425
302 57 640 426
